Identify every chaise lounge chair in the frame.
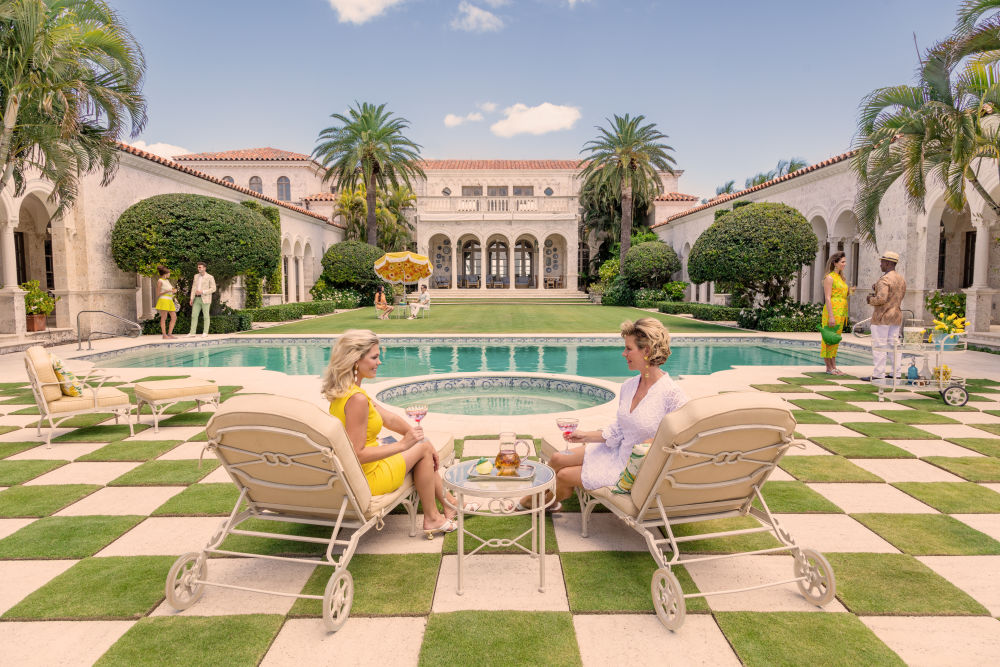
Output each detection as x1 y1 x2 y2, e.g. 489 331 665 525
556 391 835 630
164 394 454 632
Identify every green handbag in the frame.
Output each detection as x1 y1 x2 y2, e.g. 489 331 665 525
818 324 842 346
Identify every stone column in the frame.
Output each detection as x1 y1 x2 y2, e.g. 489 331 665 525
964 219 997 332
0 219 26 335
297 257 305 302
139 275 154 320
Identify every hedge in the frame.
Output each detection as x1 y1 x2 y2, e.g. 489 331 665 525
242 304 305 322
299 301 339 316
656 302 741 321
141 312 252 335
758 315 821 332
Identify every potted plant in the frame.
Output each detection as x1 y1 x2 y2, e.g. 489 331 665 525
587 282 604 304
928 312 967 350
21 280 58 332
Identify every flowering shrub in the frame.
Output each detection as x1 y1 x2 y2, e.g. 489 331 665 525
931 313 967 336
20 280 58 315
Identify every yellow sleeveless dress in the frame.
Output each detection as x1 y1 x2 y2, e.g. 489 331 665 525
329 385 406 495
155 278 176 312
821 272 849 359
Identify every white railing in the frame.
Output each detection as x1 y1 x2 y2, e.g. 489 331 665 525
420 196 573 214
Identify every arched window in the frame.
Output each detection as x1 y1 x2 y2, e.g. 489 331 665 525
249 176 262 194
277 176 291 201
515 240 534 277
578 242 590 274
488 240 508 278
221 176 234 184
461 239 481 280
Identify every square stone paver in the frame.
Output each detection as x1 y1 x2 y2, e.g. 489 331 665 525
574 614 741 666
945 411 1000 424
198 466 232 484
817 411 890 423
850 459 964 482
0 621 135 666
917 424 1000 439
861 616 1000 667
0 518 35 540
6 442 106 461
121 425 206 442
953 514 1000 542
154 441 206 460
150 557 316 617
261 617 426 667
884 439 985 458
553 512 647 552
0 560 76 614
53 486 186 517
22 461 141 486
772 514 899 553
682 554 847 612
96 517 221 556
432 554 568 612
0 428 70 443
918 555 1000 615
806 483 937 513
794 441 834 456
355 515 446 554
795 424 861 439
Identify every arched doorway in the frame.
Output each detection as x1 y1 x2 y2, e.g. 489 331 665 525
458 235 481 288
514 235 537 289
486 235 509 288
16 193 59 326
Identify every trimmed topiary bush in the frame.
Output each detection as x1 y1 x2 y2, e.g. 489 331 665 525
318 240 387 306
656 302 741 321
622 242 681 289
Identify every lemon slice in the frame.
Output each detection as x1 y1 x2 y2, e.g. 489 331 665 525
475 461 493 475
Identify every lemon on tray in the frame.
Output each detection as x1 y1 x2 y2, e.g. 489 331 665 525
475 460 493 475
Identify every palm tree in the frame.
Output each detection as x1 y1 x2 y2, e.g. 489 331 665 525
380 185 416 251
313 102 424 246
578 114 676 271
744 171 775 188
335 184 369 241
715 180 736 196
0 0 147 210
774 157 809 177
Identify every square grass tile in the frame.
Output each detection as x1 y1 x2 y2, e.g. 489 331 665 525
29 413 115 430
779 456 883 482
108 459 219 486
7 406 39 415
791 410 835 425
804 371 858 379
842 422 940 440
869 410 959 425
157 411 213 427
420 611 580 667
896 399 977 412
916 391 991 402
0 390 41 404
0 382 28 390
76 440 182 462
753 481 843 513
810 437 913 459
0 515 143 559
218 518 339 557
290 553 439 617
52 424 150 443
150 483 241 516
186 430 208 442
851 513 1000 555
838 382 880 393
442 514 557 554
0 460 67 485
0 442 38 459
893 482 1000 513
0 425 21 436
95 614 282 667
751 384 813 393
794 424 862 439
970 423 1000 437
946 438 1000 457
815 390 883 402
789 399 865 412
2 555 173 620
779 376 836 386
0 484 100 517
668 516 781 553
561 551 707 612
923 456 1000 482
715 611 905 666
826 553 990 615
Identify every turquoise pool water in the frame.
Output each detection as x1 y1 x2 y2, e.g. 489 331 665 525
380 387 605 415
96 341 870 380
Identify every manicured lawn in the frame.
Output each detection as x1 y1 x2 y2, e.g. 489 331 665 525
245 305 737 334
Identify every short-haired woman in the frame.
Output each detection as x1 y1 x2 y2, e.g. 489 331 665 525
374 285 394 320
522 317 687 510
821 251 850 375
155 265 178 339
322 330 470 537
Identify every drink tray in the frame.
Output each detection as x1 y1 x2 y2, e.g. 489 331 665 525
467 464 536 483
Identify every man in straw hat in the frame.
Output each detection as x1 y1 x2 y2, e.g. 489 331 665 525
862 250 907 382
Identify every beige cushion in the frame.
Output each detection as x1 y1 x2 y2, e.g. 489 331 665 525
48 387 131 413
26 346 61 404
134 379 219 402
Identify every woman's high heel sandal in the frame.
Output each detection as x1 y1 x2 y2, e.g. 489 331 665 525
423 518 457 539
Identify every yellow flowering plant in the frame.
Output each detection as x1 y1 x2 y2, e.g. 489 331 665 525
928 312 967 341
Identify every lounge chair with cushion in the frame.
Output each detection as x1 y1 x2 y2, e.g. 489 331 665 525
546 391 835 630
164 394 455 632
24 345 133 447
465 274 480 288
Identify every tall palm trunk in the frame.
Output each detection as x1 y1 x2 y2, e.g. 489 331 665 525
967 169 1000 217
619 180 633 272
366 171 378 246
0 93 22 193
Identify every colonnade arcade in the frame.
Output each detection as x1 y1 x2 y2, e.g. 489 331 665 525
425 232 572 289
279 238 315 303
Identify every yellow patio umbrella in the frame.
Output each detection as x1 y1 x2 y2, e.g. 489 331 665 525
373 251 432 285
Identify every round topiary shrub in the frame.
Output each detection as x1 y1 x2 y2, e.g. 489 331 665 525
622 241 681 289
687 202 817 307
318 240 387 306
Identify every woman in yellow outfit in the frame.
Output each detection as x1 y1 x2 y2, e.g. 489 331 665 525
821 252 850 374
323 330 468 537
155 265 178 339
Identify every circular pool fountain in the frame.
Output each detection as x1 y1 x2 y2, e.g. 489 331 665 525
376 374 616 416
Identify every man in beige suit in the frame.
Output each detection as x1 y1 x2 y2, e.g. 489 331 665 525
188 261 217 337
862 250 906 381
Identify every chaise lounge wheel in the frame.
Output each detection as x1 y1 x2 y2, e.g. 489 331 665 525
323 570 354 632
941 386 968 407
794 547 836 606
651 568 686 630
165 552 207 610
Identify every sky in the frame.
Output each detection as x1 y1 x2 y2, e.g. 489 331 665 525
114 0 958 199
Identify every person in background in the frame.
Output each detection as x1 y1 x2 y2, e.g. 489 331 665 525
187 261 216 337
374 285 393 320
863 250 907 382
821 251 850 375
408 284 430 319
155 265 178 339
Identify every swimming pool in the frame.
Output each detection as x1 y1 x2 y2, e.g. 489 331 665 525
92 338 870 380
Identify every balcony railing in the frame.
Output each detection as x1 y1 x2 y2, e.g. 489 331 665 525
420 196 574 214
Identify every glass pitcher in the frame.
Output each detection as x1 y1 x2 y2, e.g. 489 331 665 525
495 432 531 476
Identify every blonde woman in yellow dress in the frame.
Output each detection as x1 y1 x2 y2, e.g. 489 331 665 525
821 252 850 375
155 265 178 339
323 330 474 537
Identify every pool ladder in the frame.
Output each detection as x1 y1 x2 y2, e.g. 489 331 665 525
77 310 142 350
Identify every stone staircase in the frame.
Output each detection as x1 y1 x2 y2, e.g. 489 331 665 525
420 288 591 305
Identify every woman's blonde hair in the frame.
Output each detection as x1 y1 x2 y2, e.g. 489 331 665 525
620 317 672 366
321 329 380 400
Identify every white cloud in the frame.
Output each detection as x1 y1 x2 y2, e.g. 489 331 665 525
130 140 191 160
490 102 581 137
327 0 406 24
566 0 591 7
444 111 485 127
482 0 510 6
451 2 504 32
478 101 497 112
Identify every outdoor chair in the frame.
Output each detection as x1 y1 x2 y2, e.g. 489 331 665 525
515 275 530 289
164 394 455 632
23 345 133 447
552 391 835 630
433 275 449 289
465 274 480 288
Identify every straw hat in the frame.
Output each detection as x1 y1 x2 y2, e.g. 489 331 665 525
879 250 900 263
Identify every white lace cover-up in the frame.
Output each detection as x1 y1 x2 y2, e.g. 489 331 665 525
580 373 687 490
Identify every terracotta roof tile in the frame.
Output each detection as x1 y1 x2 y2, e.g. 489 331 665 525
173 147 313 162
420 159 581 170
115 142 341 227
653 192 699 202
303 192 338 201
653 149 856 228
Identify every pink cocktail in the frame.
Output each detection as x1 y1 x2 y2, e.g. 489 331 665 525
405 405 428 424
555 417 579 452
